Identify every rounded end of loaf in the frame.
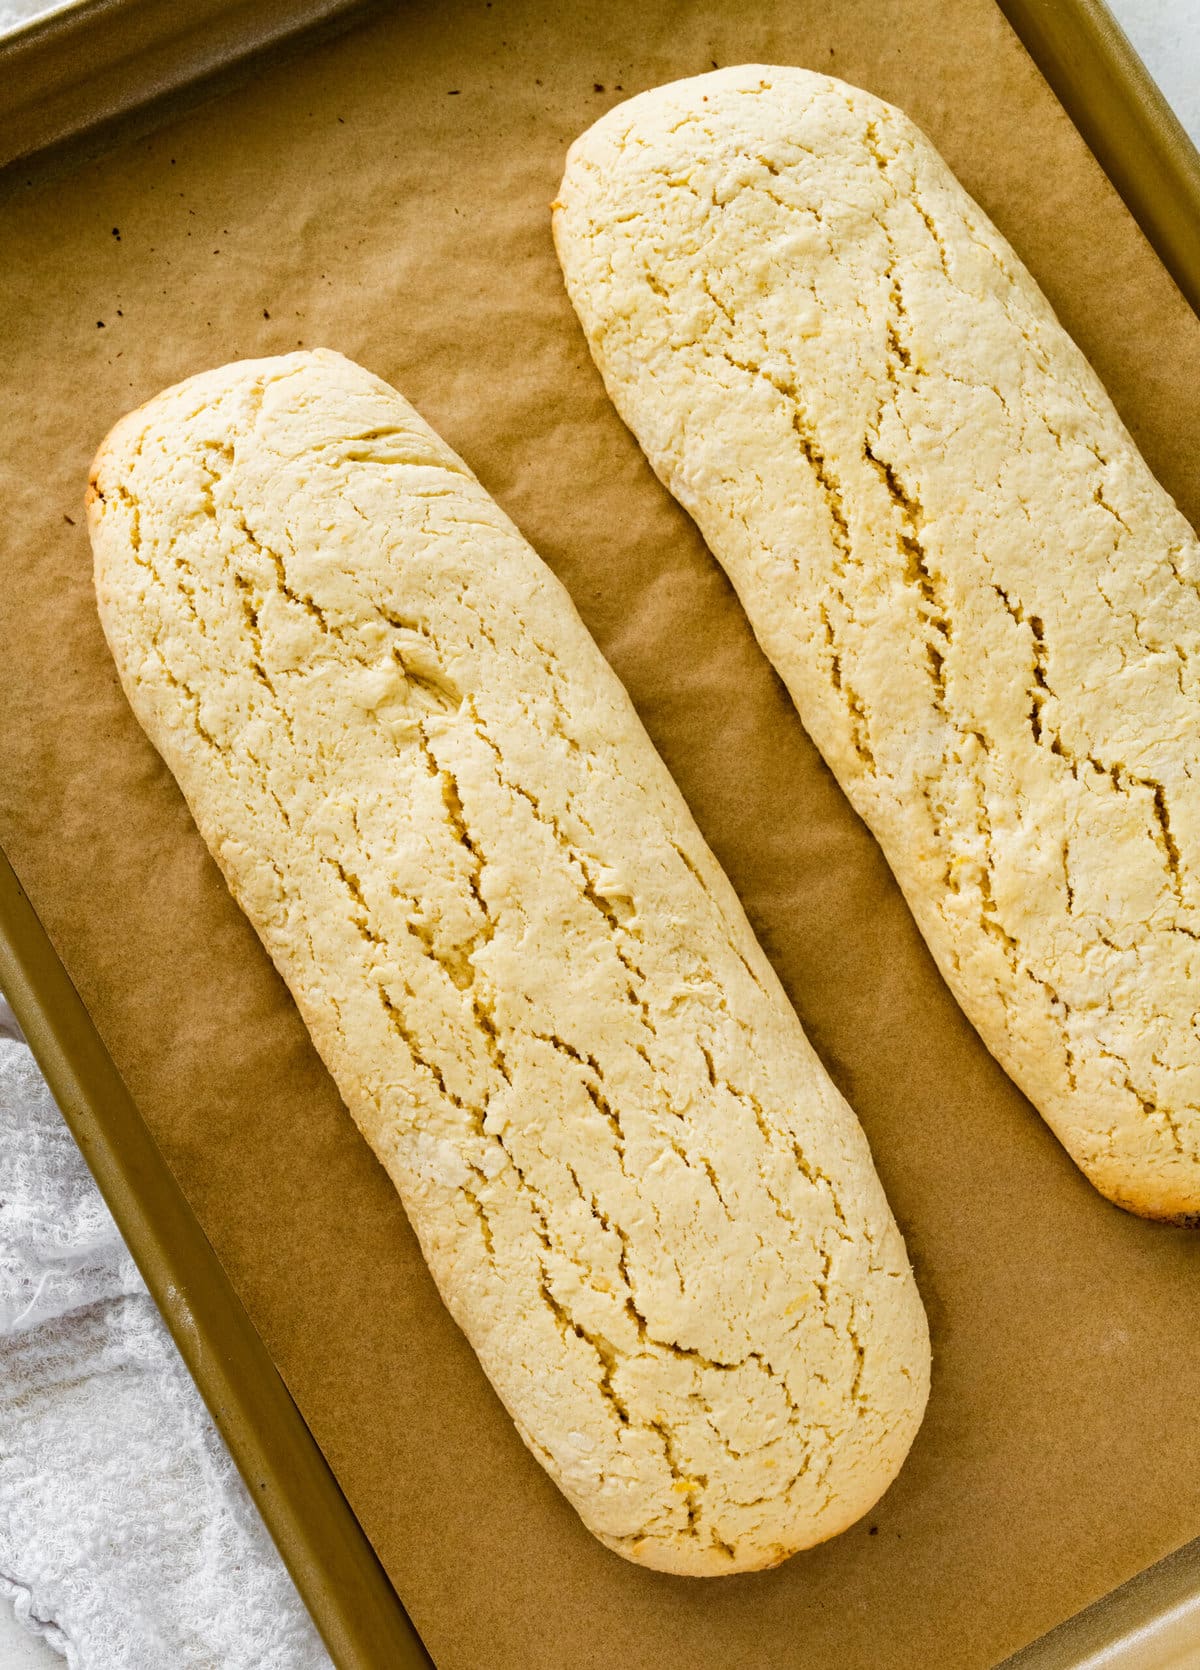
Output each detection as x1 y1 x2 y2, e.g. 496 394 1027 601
1042 1081 1200 1225
1026 1087 1199 1223
87 348 366 584
589 1375 930 1577
571 1262 931 1577
1084 1161 1200 1226
554 64 910 222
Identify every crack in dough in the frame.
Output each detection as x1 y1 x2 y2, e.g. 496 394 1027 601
554 65 1200 1222
87 349 929 1574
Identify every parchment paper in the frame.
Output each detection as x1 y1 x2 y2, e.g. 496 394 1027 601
2 2 1200 1665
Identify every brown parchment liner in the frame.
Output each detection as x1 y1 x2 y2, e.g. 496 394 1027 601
2 2 1200 1665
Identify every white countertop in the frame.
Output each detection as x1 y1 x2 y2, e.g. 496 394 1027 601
0 2 1197 1667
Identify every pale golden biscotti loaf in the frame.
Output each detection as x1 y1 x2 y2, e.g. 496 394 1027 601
554 66 1200 1223
88 349 929 1575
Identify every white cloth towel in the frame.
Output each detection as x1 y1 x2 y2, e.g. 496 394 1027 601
0 5 1195 1668
0 1004 330 1669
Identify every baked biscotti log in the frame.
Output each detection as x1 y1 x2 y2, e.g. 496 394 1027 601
88 349 929 1575
554 66 1200 1223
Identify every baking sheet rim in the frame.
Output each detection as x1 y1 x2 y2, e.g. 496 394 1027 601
0 850 430 1666
1 0 1199 1664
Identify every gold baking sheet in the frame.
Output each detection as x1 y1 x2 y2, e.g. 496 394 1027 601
2 2 1200 1666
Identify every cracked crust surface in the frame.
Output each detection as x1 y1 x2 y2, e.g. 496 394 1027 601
87 349 929 1575
554 66 1200 1223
